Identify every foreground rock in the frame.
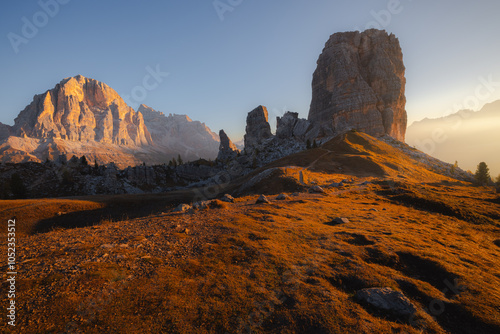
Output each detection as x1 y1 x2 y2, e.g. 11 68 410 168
355 287 416 316
174 204 192 212
309 185 325 193
308 29 407 141
256 195 271 204
220 194 235 203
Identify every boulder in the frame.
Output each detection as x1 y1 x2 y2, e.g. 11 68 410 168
276 193 290 200
333 217 350 224
174 204 192 212
192 201 210 210
220 194 235 203
256 194 271 204
309 185 325 193
355 287 417 316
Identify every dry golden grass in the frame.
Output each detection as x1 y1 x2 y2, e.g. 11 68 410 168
2 132 499 333
4 181 499 333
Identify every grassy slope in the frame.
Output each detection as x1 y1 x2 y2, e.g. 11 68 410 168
0 132 499 333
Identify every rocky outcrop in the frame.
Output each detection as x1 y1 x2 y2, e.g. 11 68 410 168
244 106 273 151
308 29 407 141
13 75 153 146
276 112 312 140
217 129 239 161
239 106 306 168
138 104 219 161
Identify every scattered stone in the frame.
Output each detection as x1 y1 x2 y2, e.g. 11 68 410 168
220 194 235 203
369 208 378 212
256 195 271 204
276 194 290 200
292 192 300 196
355 287 417 316
309 185 325 193
100 244 115 249
193 201 210 209
329 182 344 188
174 204 192 212
361 181 371 186
333 217 350 225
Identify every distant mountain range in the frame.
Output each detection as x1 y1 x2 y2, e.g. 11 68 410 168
0 75 219 168
406 100 500 177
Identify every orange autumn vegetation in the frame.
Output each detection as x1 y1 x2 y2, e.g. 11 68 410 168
0 132 499 333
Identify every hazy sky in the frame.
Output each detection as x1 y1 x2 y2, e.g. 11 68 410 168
1 0 500 141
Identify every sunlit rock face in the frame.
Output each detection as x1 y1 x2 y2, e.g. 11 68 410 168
13 75 153 146
308 29 407 141
0 76 220 167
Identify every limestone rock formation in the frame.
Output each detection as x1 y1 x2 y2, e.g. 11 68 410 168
244 106 273 151
0 77 221 167
276 112 312 140
138 104 220 161
217 129 239 161
308 29 407 141
13 75 153 146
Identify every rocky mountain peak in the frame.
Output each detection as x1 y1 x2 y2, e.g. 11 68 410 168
13 75 152 146
308 29 407 141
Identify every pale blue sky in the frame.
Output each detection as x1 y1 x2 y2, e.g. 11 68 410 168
1 0 500 141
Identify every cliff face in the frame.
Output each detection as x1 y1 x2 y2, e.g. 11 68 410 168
138 104 220 161
308 29 407 141
0 76 221 167
13 75 153 146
